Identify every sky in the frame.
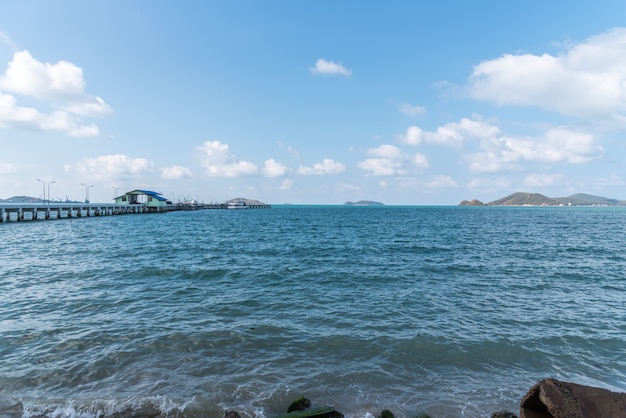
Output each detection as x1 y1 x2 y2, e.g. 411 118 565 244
2 1 626 205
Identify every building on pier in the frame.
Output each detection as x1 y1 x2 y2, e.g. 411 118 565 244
114 190 170 210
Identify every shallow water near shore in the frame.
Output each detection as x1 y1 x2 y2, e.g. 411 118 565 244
1 206 625 417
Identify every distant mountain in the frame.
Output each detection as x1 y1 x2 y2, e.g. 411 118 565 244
489 192 560 206
225 197 268 205
459 192 626 206
0 195 43 203
553 193 621 206
0 196 81 203
459 199 485 206
344 200 384 206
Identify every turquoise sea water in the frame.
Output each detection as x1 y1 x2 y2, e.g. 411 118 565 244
1 206 625 418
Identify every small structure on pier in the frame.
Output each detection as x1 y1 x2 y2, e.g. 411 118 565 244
114 190 169 210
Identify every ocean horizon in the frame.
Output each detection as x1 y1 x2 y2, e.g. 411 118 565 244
1 205 625 417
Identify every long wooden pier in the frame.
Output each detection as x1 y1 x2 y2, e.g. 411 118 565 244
0 201 271 222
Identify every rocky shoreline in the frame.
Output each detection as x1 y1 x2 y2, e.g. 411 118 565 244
224 379 626 418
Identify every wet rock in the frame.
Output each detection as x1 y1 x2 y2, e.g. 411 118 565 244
224 411 241 418
288 396 312 413
273 406 344 418
380 409 394 418
491 411 517 418
520 378 626 418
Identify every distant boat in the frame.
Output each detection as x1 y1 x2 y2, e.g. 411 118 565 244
227 200 248 209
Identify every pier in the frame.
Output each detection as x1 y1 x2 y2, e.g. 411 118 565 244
0 201 272 223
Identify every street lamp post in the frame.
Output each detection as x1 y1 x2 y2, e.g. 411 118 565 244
81 183 94 203
47 181 55 205
112 186 119 199
37 179 45 204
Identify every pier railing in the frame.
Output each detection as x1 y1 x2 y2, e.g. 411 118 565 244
0 201 271 222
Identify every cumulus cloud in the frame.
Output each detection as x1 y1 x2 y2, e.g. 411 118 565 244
310 59 352 77
65 154 155 180
196 140 258 177
466 126 602 173
0 91 99 137
403 116 602 173
263 158 288 178
0 50 111 136
400 126 424 146
358 144 429 176
298 158 346 175
161 165 193 180
400 118 500 148
399 103 426 117
467 27 626 118
427 118 501 147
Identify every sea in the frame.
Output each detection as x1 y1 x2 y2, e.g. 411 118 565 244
1 205 625 418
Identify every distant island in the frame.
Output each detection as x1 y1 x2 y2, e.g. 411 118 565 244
459 192 626 207
0 195 81 203
344 200 384 206
224 197 269 205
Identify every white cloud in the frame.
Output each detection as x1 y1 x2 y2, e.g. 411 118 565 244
1 51 83 100
467 27 626 118
0 162 17 173
401 118 500 148
0 50 111 136
466 177 512 190
407 116 602 173
310 59 352 77
65 154 155 180
358 144 429 176
280 179 294 190
391 175 457 191
297 158 346 175
399 126 424 146
399 103 426 117
425 118 500 147
0 91 99 137
336 182 360 192
161 165 193 180
523 173 565 187
423 175 458 188
0 32 18 53
196 140 258 177
263 158 288 178
466 126 602 173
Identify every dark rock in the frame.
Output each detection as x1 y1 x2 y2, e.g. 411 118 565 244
225 411 241 418
459 199 485 206
380 409 394 418
491 411 517 418
273 406 343 418
288 396 312 413
520 378 626 417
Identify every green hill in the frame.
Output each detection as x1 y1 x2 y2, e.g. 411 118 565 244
554 193 620 206
488 192 559 206
459 192 625 206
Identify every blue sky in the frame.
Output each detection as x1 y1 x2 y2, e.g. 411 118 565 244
2 1 626 204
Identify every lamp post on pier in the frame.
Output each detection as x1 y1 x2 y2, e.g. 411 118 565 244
112 186 119 199
47 181 55 205
81 183 93 203
36 179 45 204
